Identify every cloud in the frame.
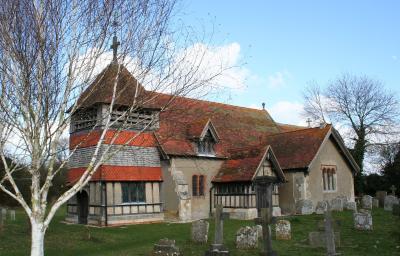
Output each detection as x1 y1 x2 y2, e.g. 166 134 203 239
392 55 398 61
265 101 305 125
267 71 291 88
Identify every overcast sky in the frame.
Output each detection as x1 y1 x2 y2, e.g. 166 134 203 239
178 0 400 126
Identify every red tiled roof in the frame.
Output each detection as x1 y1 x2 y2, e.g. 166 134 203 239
67 166 162 184
277 123 307 133
264 125 331 170
70 130 157 149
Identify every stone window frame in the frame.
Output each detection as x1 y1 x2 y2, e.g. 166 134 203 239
321 165 337 192
196 130 216 157
192 174 206 197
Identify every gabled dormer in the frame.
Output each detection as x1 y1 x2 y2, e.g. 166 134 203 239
188 119 219 157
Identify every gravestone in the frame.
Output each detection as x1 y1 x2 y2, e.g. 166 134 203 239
205 204 230 255
275 220 291 240
384 195 399 211
296 199 313 215
315 201 328 214
191 220 209 244
372 198 379 208
390 185 397 196
235 226 258 249
153 238 180 256
361 195 372 210
353 211 373 230
330 198 343 211
337 196 348 208
254 225 262 239
345 201 357 211
376 191 387 207
308 206 340 252
255 208 277 256
9 210 15 221
392 204 400 216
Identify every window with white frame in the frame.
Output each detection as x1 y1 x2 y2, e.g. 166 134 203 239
322 166 336 192
197 130 216 156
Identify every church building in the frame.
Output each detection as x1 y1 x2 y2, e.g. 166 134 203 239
65 58 359 226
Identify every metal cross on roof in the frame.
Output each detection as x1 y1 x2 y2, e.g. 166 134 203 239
306 118 312 128
110 35 120 63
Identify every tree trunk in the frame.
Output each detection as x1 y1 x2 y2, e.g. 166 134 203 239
351 128 366 194
30 221 45 256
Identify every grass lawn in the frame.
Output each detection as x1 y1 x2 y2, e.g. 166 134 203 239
0 207 399 256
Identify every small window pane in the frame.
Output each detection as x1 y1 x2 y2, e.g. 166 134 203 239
192 175 198 196
199 175 205 196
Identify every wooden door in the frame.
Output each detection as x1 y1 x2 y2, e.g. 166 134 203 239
77 191 89 225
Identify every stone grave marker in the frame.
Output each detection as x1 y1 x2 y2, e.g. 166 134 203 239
372 198 379 208
1 208 6 221
392 204 400 216
296 199 313 215
309 206 340 253
353 210 373 230
376 191 387 207
390 185 397 196
384 195 399 211
255 207 277 256
191 219 209 244
315 201 328 214
152 238 180 256
275 220 291 240
235 226 258 249
9 210 15 221
361 195 372 210
205 204 230 255
345 201 357 211
330 198 343 211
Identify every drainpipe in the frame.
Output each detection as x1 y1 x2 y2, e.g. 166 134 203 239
209 186 214 217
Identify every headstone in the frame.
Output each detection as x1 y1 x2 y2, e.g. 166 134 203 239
315 201 328 214
9 210 15 221
275 220 291 240
205 204 230 256
353 211 373 230
376 191 387 207
254 225 262 239
361 195 373 210
255 208 277 256
384 195 399 211
296 199 313 215
235 226 258 249
330 198 343 211
153 238 181 256
345 201 357 211
191 220 209 244
337 196 348 207
390 185 397 196
308 231 341 248
372 198 379 208
392 204 400 216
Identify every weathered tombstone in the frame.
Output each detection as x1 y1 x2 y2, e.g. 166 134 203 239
309 205 340 252
275 220 291 240
205 204 230 255
153 238 180 256
392 204 400 216
330 198 343 212
361 195 372 210
353 211 373 230
296 199 313 215
254 225 262 239
315 201 328 214
376 191 387 207
9 210 15 221
384 195 399 211
308 232 341 248
390 185 397 196
372 198 379 208
324 205 337 256
255 208 277 256
191 220 209 244
345 201 357 211
235 226 258 249
337 196 348 208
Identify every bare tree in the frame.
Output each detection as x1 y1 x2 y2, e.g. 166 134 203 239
0 1 228 255
303 73 399 192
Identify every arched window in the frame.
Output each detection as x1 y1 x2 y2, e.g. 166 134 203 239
322 166 336 191
192 175 205 196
